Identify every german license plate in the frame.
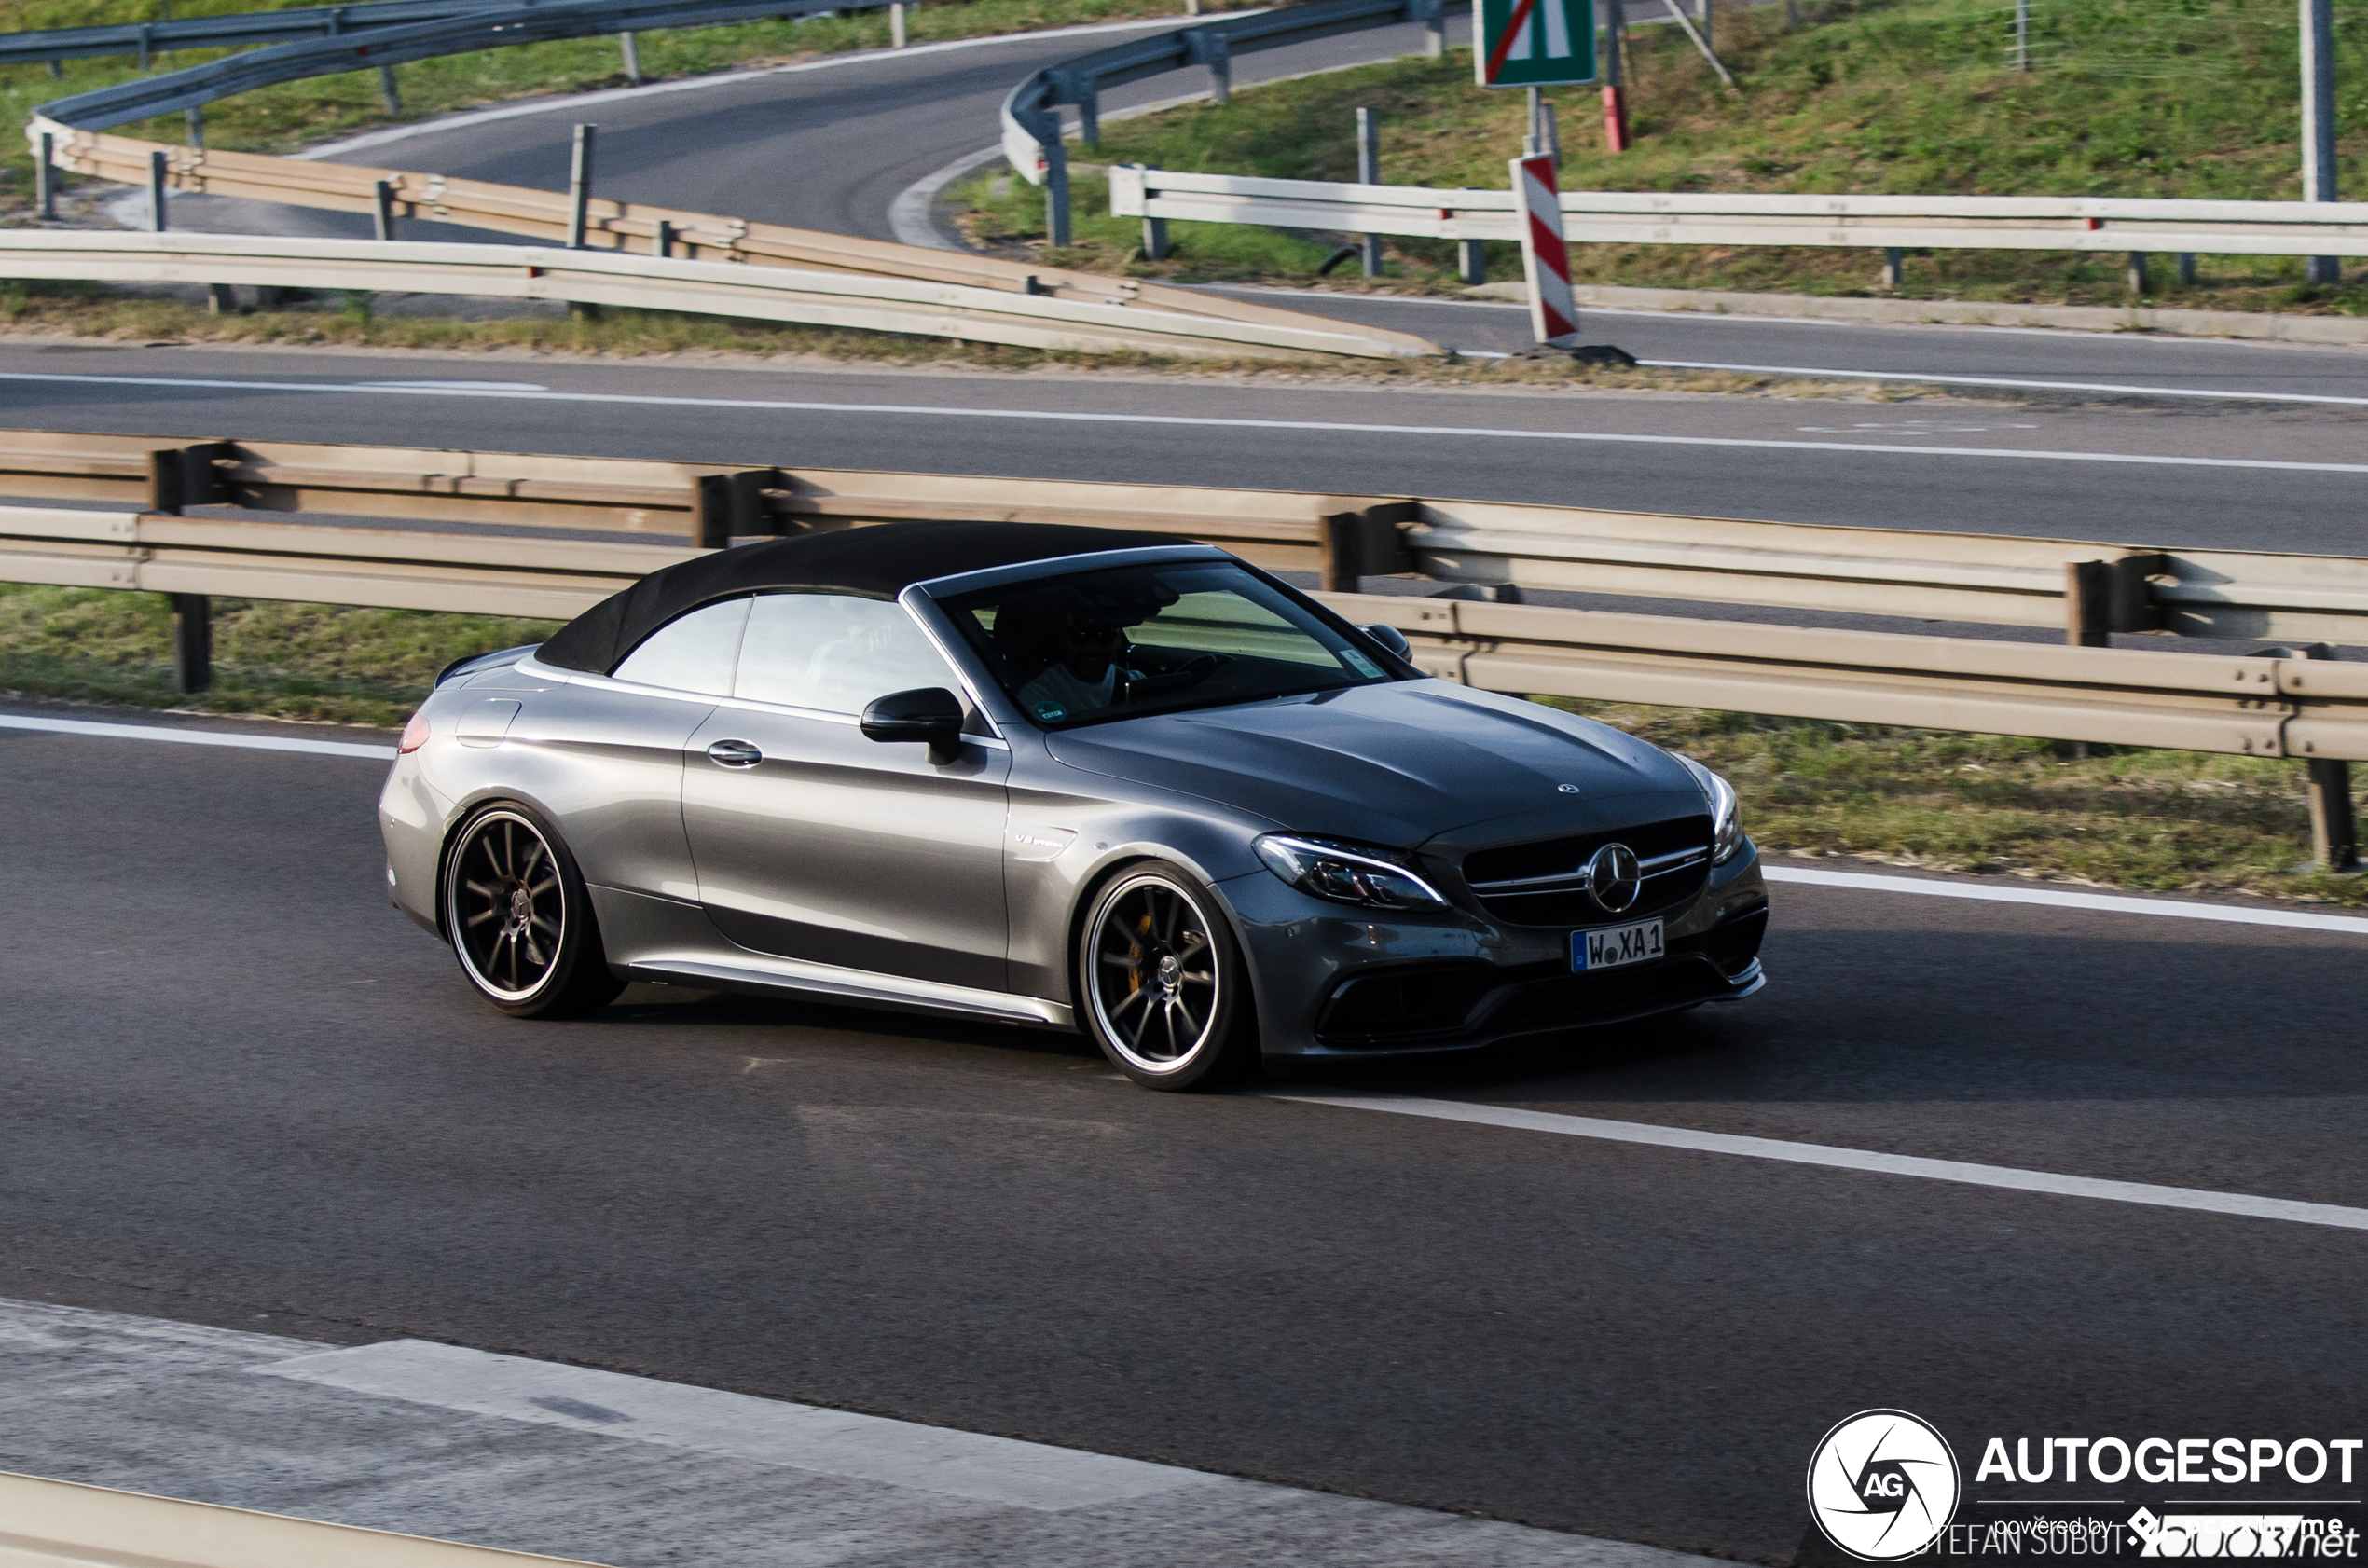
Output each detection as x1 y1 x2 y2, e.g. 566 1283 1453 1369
1572 918 1664 972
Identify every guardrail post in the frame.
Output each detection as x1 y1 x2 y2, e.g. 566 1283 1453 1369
655 218 675 258
569 123 597 250
1321 503 1417 589
2126 251 2149 294
1356 108 1384 278
1187 33 1232 104
1143 212 1169 260
147 444 231 516
621 29 642 82
171 595 213 695
1458 240 1486 284
694 470 783 546
373 179 398 241
890 3 907 47
185 106 202 147
2066 560 2111 647
1880 248 1903 288
35 132 56 221
1077 86 1100 147
2298 644 2360 873
1044 142 1073 248
137 21 153 71
379 63 401 114
2177 253 2196 285
47 58 62 78
1415 0 1445 57
2302 0 2340 284
147 150 168 232
2110 552 2166 634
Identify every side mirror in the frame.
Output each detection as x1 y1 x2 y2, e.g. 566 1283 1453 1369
1361 623 1411 660
861 687 965 763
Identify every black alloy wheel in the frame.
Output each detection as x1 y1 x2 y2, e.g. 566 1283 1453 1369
1079 863 1257 1090
442 805 622 1018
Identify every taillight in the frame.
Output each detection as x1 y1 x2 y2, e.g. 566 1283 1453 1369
396 711 431 754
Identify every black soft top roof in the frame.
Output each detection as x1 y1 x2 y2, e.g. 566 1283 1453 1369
537 520 1181 675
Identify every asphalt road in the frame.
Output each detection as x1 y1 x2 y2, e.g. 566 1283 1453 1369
5 709 2365 1562
6 343 2367 554
145 7 2368 407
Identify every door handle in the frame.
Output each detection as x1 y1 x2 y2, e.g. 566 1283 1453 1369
705 738 763 768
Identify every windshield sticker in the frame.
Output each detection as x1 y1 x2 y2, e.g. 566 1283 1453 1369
1341 649 1384 679
1033 701 1068 722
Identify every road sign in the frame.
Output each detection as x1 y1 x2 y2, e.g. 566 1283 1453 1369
1476 0 1596 88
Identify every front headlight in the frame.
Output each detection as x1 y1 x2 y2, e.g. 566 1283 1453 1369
1677 755 1746 865
1254 833 1447 910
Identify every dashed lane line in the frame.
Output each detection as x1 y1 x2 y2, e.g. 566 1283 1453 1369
3 371 2364 475
1256 1090 2368 1233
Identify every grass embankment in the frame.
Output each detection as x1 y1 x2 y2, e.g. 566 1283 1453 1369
958 0 2368 312
0 0 1243 201
3 582 2355 902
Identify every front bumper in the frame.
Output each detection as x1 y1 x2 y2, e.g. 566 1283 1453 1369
1220 843 1769 1060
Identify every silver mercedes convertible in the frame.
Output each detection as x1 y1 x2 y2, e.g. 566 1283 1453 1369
379 522 1767 1089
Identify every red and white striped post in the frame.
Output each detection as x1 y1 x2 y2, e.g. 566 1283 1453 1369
1510 152 1581 346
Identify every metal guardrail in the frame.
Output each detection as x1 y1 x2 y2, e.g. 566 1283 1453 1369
1 433 2360 861
0 0 524 70
36 0 856 131
0 1469 611 1568
20 121 1436 359
0 228 1425 359
3 499 2364 769
1107 168 2368 258
998 0 1468 242
1325 590 2368 764
3 429 2365 642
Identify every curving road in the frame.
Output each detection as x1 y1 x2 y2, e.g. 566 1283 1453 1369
145 9 2368 423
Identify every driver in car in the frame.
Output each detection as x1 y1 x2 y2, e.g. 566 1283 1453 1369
1018 611 1139 723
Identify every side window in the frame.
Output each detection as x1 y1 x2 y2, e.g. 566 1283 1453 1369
611 597 750 695
735 593 959 714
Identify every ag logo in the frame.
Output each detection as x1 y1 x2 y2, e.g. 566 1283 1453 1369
1806 1410 1961 1561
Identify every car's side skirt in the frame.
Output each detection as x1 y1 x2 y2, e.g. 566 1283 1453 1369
624 950 1076 1031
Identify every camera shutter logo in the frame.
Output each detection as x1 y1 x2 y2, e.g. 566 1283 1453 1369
1806 1410 1962 1561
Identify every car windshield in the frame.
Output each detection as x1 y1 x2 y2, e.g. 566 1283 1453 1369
938 559 1397 729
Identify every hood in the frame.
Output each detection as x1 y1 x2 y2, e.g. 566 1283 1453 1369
1044 681 1700 848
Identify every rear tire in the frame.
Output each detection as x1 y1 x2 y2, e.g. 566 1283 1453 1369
1077 862 1259 1091
442 803 623 1019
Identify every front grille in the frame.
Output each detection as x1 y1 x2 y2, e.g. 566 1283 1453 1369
1462 814 1712 927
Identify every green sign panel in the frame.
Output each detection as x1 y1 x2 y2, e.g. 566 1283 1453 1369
1475 0 1597 88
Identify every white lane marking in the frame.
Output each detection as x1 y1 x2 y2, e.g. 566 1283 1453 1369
1642 358 2368 407
296 14 1204 160
1764 864 2368 935
888 143 1012 251
5 372 2363 475
1257 1091 2368 1233
255 1339 1217 1510
0 713 395 759
1192 283 2368 349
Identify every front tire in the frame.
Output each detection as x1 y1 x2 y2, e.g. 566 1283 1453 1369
1077 862 1258 1091
442 804 623 1019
